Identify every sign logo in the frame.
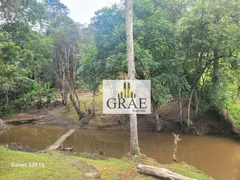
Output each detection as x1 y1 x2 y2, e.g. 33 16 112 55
103 80 151 114
118 82 136 98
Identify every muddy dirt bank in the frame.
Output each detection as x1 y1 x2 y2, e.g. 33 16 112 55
2 100 238 138
0 119 9 131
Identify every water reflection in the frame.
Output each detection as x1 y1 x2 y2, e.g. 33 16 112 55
0 125 68 149
64 130 240 180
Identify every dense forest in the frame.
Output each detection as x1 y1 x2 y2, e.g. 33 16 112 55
0 0 240 132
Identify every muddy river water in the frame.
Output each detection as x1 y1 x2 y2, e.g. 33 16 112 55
1 124 240 180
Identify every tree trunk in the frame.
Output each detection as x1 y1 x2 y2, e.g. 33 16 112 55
83 103 88 113
153 102 161 132
73 88 80 110
194 91 199 119
137 164 197 180
178 87 183 128
61 84 67 105
63 89 68 105
52 46 59 88
125 0 140 156
130 113 140 155
59 48 68 105
5 90 9 109
238 86 240 98
67 81 82 120
187 88 195 131
92 92 95 117
45 129 76 151
172 133 181 163
212 48 219 89
69 93 81 120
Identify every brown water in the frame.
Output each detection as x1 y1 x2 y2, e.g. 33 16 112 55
0 125 68 149
1 125 240 180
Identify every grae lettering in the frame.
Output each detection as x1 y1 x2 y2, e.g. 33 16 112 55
107 98 147 109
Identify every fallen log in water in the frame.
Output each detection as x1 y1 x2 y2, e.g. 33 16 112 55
5 118 37 125
137 164 197 180
45 129 76 151
4 113 39 125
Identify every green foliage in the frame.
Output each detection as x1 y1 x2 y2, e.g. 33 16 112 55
23 82 54 104
90 0 188 106
44 0 69 23
85 0 240 125
0 0 54 116
228 100 240 128
0 0 239 126
151 76 172 105
178 0 240 115
78 43 102 93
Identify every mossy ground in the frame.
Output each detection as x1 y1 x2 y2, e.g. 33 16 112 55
0 146 212 180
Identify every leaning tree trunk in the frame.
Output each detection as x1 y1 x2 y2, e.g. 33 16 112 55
187 88 195 131
69 93 81 120
67 81 82 120
125 0 140 156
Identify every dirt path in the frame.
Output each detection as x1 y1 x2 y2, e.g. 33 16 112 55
50 151 100 179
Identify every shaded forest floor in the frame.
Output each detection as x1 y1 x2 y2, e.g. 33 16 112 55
0 146 212 180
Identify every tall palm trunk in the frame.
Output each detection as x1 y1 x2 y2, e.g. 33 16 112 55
125 0 140 155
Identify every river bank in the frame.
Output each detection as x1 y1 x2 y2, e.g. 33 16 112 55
0 145 212 180
9 92 239 140
2 125 240 179
0 92 239 180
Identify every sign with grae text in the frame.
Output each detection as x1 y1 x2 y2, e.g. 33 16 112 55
103 80 151 114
